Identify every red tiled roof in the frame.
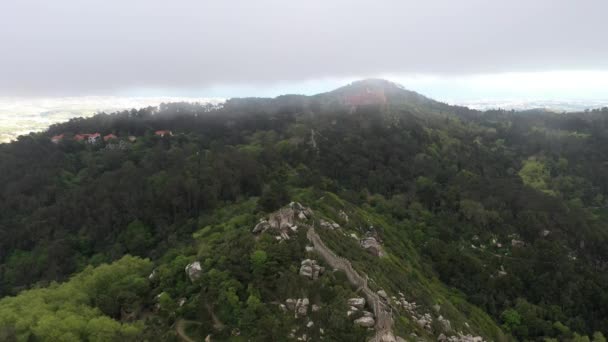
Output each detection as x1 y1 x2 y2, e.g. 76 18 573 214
103 134 117 141
74 133 100 141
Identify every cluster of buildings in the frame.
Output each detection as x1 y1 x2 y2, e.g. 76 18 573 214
51 130 172 144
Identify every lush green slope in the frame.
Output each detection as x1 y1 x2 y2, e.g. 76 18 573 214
0 255 151 341
1 80 608 340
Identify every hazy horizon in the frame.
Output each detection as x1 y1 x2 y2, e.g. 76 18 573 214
2 0 608 141
2 77 608 143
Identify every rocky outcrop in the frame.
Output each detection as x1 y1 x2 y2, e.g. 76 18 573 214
511 239 525 248
360 236 384 257
416 313 433 330
185 261 202 282
252 220 271 233
285 298 310 318
177 298 187 307
295 298 310 318
286 298 297 311
252 202 313 240
348 297 366 309
438 315 452 332
339 210 349 223
299 259 324 280
393 293 433 331
354 316 375 327
319 219 340 230
395 296 417 315
445 332 485 342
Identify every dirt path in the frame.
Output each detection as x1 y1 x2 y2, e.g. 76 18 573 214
306 226 396 342
206 304 225 331
175 319 200 342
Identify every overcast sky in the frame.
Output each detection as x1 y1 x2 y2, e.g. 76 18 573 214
1 0 608 100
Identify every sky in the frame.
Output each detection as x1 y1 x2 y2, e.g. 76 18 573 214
1 0 608 101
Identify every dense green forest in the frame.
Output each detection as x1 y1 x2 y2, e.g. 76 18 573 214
1 80 608 341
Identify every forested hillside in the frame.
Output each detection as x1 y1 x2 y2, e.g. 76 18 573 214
1 80 608 341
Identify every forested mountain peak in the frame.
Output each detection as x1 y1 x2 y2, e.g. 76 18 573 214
322 78 425 100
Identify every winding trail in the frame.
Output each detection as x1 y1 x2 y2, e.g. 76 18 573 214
175 319 200 342
306 225 396 342
206 304 225 331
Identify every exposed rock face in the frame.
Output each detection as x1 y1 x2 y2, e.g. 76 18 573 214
354 316 375 327
252 220 271 233
251 202 313 240
339 210 349 223
295 298 310 318
377 290 388 300
319 219 339 230
178 298 186 307
347 297 366 309
299 259 324 280
286 298 297 311
148 269 157 281
511 239 525 248
438 315 452 332
312 304 321 312
446 332 485 342
394 295 417 314
185 261 202 282
362 311 374 318
360 236 384 257
284 297 311 318
417 315 432 330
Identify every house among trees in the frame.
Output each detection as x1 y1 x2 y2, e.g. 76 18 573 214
155 130 172 137
103 134 118 142
74 133 101 143
51 134 64 144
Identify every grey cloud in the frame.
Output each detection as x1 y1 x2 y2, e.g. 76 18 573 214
1 0 607 95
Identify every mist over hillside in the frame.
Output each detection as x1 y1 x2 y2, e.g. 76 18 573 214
0 96 224 143
3 86 607 144
1 79 608 341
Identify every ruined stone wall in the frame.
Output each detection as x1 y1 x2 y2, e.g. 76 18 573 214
306 227 394 340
